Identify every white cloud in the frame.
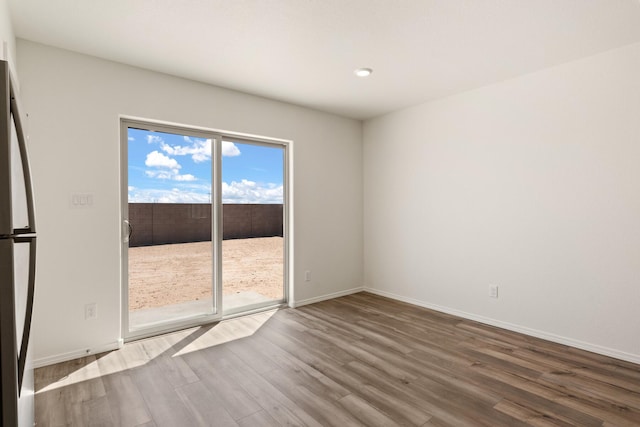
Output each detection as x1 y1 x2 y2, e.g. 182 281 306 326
144 150 196 181
222 141 241 157
128 187 210 204
148 134 241 162
128 180 282 204
145 170 174 180
128 137 135 141
174 174 196 181
128 186 135 191
222 179 283 204
139 134 252 187
161 137 212 163
145 151 180 169
145 169 196 181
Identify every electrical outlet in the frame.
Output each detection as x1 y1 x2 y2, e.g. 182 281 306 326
489 285 499 299
305 270 311 282
85 303 97 320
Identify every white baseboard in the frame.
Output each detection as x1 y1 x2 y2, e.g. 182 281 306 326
33 339 124 369
290 286 364 308
365 287 640 365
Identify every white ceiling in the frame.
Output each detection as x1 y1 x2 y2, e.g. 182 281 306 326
9 0 640 120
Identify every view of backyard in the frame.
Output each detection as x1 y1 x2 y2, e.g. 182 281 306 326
128 236 284 311
126 125 286 323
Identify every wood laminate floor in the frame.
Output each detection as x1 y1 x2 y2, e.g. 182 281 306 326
35 292 640 426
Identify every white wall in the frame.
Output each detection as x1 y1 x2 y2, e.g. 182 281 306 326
0 0 16 68
364 42 640 363
17 40 363 365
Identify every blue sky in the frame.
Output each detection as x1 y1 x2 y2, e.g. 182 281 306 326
127 128 283 203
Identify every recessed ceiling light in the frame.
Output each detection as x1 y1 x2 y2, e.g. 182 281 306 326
354 67 373 77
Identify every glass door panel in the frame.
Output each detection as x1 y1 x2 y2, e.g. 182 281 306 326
122 119 287 339
221 140 285 314
126 127 215 331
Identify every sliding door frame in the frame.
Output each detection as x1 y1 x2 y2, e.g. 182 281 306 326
220 136 289 317
120 116 290 342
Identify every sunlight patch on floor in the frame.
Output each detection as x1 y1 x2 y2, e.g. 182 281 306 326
172 308 278 357
36 309 278 393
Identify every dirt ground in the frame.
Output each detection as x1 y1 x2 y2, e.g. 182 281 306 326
128 237 284 310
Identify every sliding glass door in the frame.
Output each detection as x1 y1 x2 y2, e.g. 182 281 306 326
121 119 288 339
221 140 285 315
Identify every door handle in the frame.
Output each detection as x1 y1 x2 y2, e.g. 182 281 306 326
123 220 132 243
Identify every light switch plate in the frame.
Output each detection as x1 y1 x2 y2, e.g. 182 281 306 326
71 193 94 209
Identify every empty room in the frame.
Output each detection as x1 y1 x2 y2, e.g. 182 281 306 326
1 0 639 426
